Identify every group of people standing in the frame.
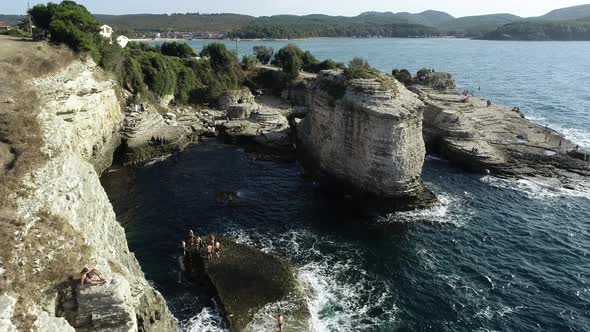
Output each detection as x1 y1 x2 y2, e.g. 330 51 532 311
182 230 221 261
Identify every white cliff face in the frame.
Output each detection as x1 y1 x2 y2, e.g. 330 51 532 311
6 59 175 331
298 71 427 198
33 60 123 174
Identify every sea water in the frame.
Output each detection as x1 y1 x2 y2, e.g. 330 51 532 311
102 39 590 331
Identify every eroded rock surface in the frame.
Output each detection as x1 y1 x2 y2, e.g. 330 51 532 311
33 60 123 174
184 237 310 332
6 59 175 331
413 74 590 189
297 70 434 207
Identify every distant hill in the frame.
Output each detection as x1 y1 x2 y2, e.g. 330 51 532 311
94 13 254 33
538 4 590 21
5 3 590 40
482 17 590 40
418 10 456 26
437 14 523 37
0 15 26 26
229 13 440 38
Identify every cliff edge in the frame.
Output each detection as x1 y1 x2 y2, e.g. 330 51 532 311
0 37 174 332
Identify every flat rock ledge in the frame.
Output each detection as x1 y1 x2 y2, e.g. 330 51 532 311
412 74 590 189
185 237 310 332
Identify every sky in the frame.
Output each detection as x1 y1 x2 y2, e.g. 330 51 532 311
4 0 590 17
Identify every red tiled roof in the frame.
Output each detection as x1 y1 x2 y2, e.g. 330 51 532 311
0 22 11 27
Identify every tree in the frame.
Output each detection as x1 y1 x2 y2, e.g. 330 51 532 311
272 44 303 67
300 50 319 72
283 54 302 80
159 42 196 58
253 46 273 64
29 1 100 53
241 54 259 71
200 42 237 70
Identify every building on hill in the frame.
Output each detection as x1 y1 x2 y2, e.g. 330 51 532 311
99 24 112 40
0 22 12 31
116 35 129 48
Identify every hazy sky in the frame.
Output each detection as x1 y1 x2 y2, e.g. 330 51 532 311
4 0 590 17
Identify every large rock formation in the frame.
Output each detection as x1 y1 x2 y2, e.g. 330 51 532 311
2 58 175 331
184 237 310 332
297 70 434 207
412 73 590 189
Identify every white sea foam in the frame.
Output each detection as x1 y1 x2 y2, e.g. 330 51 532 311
180 307 228 332
380 193 472 227
525 115 590 148
480 175 590 201
144 154 172 166
225 228 398 332
298 261 398 332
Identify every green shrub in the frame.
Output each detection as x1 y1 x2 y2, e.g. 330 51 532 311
139 52 177 96
200 42 237 70
315 59 339 71
253 46 273 64
159 42 196 58
283 54 302 80
343 57 379 80
241 54 259 71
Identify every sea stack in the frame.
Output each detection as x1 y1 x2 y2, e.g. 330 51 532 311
297 70 434 208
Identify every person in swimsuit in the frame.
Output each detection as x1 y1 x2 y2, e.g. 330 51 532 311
215 241 221 258
277 313 284 332
80 267 106 286
207 244 213 261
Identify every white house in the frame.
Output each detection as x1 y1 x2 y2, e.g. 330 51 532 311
116 35 129 48
99 24 112 40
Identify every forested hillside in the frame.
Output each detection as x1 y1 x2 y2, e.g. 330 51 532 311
4 3 590 40
482 18 590 40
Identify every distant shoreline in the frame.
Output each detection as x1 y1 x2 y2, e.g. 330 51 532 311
129 36 471 43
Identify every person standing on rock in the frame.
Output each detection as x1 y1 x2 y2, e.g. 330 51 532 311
277 312 284 332
215 241 221 258
207 243 213 261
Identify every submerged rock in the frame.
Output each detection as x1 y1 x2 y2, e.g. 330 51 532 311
297 70 435 209
185 237 310 332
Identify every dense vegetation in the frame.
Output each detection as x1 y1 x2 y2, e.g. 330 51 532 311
28 1 244 106
482 18 590 41
437 14 523 38
94 13 254 36
9 4 590 40
229 21 440 39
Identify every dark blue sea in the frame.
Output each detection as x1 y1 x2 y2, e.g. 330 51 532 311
102 38 590 331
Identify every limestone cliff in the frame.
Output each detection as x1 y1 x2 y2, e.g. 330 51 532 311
1 58 175 331
297 70 433 206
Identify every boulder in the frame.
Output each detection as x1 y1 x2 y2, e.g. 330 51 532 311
185 237 310 332
297 70 434 208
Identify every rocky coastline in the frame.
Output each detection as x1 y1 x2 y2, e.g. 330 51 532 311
410 72 590 190
3 34 590 332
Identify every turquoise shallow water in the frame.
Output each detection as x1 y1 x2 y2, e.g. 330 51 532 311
103 38 590 331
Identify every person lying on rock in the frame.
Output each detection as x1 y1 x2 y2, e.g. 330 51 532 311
80 267 106 286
